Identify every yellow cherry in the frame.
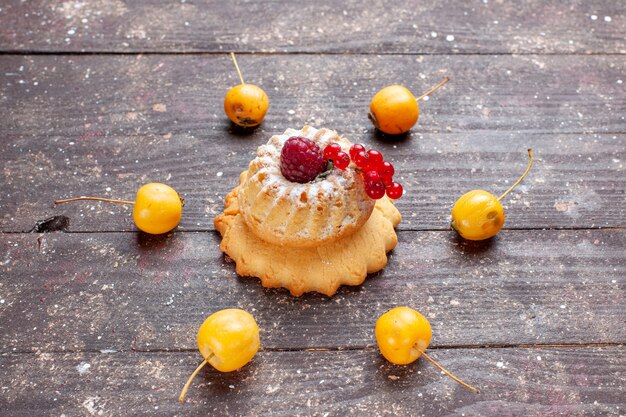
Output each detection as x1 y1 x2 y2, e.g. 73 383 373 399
369 85 418 135
224 53 269 127
375 307 479 393
197 308 260 373
451 149 533 241
132 183 183 234
179 309 260 402
451 190 504 241
54 182 183 235
369 77 449 135
376 306 432 365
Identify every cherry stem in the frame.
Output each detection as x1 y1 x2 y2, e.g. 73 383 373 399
54 197 134 205
415 77 450 102
230 52 245 85
178 353 214 403
419 350 480 394
497 148 533 201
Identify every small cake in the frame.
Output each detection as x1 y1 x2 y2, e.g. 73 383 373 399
215 126 402 296
238 126 375 247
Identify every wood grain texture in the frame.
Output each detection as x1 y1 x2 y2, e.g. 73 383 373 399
2 54 624 137
1 54 624 232
0 0 624 54
3 131 623 233
1 347 624 416
1 230 624 352
1 3 625 415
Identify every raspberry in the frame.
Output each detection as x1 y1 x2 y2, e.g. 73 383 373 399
386 182 403 199
333 151 350 170
280 136 327 183
323 142 342 160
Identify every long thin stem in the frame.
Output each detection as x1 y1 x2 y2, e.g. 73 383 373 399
230 52 245 85
178 354 213 403
415 77 450 101
419 350 480 393
54 197 134 205
497 148 533 201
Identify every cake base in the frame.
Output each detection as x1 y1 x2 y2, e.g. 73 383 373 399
214 171 402 296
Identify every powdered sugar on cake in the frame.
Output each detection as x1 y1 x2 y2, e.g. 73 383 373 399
237 126 376 247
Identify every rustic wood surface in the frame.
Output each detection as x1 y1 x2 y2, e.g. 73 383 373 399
0 0 624 54
0 0 624 416
1 347 624 416
3 129 624 232
1 230 624 352
1 55 624 138
1 55 624 232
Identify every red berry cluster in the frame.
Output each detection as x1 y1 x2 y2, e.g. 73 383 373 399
322 142 403 200
322 142 351 170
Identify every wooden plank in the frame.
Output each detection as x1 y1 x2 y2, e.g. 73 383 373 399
1 347 624 416
2 54 624 137
2 131 623 233
1 54 624 232
0 0 624 54
1 230 623 352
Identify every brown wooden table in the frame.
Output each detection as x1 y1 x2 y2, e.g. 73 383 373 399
1 1 624 416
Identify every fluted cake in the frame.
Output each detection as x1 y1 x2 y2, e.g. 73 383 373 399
215 126 401 296
238 126 375 248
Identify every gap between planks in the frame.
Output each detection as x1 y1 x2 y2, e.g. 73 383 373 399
1 226 624 235
0 50 625 57
4 342 624 356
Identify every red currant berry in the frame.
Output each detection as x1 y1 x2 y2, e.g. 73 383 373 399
386 182 404 199
333 151 350 170
349 143 366 160
364 170 381 183
323 142 342 160
366 180 386 199
381 176 393 187
353 150 370 168
367 150 384 170
379 161 395 179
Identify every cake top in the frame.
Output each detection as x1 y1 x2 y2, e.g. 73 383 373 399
237 126 375 247
253 125 356 204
